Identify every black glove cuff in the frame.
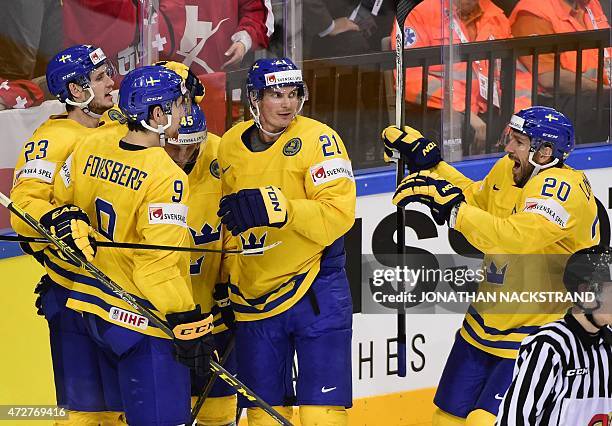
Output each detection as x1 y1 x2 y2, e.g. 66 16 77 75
166 304 205 327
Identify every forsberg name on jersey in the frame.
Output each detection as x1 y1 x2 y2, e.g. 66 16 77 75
310 158 354 186
148 203 188 227
82 155 148 190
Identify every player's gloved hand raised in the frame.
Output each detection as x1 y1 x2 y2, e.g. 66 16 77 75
393 170 465 225
218 185 288 236
166 305 217 377
40 204 97 263
214 282 235 330
382 125 442 171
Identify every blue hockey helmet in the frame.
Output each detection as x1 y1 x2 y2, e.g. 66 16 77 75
508 106 575 162
246 57 307 100
170 103 207 146
118 65 190 136
166 104 206 173
46 44 114 106
246 58 308 137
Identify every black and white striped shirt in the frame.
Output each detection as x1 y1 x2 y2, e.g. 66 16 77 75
497 313 612 426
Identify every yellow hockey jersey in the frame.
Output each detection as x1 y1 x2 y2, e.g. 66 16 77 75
11 107 128 259
11 115 99 238
218 116 356 321
53 133 195 338
440 157 599 358
185 132 231 333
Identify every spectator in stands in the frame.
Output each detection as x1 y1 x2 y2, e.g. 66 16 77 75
176 0 273 72
511 0 610 96
510 0 611 144
394 0 533 154
303 0 393 59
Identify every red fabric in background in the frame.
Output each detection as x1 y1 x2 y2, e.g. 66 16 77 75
0 78 44 109
198 72 227 136
62 0 186 77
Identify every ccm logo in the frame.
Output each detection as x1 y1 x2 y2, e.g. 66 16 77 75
178 324 211 336
565 368 589 377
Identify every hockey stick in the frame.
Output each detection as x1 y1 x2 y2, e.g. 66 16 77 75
393 0 422 378
190 335 236 424
0 234 281 256
0 192 293 426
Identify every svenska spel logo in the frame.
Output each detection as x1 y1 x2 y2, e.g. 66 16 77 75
311 166 326 183
266 74 277 85
149 207 163 221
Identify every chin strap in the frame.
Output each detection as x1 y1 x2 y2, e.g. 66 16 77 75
527 150 559 180
65 86 103 119
585 312 612 345
584 312 605 330
141 115 173 147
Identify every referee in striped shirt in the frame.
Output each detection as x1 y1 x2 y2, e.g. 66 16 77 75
497 245 612 426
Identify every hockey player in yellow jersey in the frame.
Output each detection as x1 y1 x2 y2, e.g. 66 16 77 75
53 65 217 426
382 106 599 426
216 58 356 425
164 104 238 425
9 44 126 425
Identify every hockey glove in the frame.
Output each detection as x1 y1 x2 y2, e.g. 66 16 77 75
382 125 442 171
166 305 217 377
218 185 288 236
40 204 97 263
393 170 465 225
214 282 235 330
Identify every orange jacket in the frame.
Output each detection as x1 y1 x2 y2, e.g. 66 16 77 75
393 0 532 113
509 0 610 85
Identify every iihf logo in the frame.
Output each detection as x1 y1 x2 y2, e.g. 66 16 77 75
486 262 508 285
240 232 267 255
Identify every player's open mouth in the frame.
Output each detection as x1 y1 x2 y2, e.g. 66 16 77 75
513 160 520 171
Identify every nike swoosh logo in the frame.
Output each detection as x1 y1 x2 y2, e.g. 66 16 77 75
493 184 500 191
222 165 231 174
321 386 337 393
494 393 504 400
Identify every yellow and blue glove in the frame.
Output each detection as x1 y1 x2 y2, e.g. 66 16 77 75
382 125 442 171
393 170 464 225
40 204 97 263
218 185 288 236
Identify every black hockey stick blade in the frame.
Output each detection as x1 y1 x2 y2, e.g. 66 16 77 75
393 0 422 29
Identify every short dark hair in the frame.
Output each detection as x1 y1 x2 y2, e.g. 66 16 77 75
127 105 157 132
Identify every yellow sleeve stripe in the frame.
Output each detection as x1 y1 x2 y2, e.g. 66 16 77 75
459 329 518 359
66 299 169 339
464 313 528 343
